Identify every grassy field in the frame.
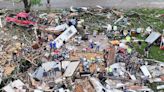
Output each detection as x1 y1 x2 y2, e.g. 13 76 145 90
125 8 164 33
133 41 164 62
125 9 164 62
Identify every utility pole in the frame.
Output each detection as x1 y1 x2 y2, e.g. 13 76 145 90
160 30 164 48
12 0 15 7
0 16 2 28
46 0 51 13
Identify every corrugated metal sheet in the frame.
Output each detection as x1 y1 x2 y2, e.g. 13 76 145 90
145 32 161 44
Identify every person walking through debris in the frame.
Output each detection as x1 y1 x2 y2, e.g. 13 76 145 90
89 40 94 49
68 17 77 28
103 50 108 67
138 41 142 49
93 30 97 38
83 59 89 72
98 71 106 86
144 44 151 57
127 47 132 54
120 29 124 38
95 42 100 52
46 0 51 12
107 66 113 76
47 0 50 6
12 51 17 62
142 76 150 86
127 30 131 36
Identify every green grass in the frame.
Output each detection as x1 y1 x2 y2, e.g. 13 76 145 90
127 9 164 62
133 41 164 62
125 8 164 33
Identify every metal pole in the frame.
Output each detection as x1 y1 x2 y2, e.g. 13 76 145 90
12 0 15 7
160 30 164 47
0 16 2 28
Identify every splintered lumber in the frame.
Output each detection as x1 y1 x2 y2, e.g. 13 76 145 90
69 52 103 60
74 84 84 92
4 65 16 76
89 63 96 73
23 56 37 66
111 9 124 17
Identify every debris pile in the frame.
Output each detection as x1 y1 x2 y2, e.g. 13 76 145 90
0 6 164 92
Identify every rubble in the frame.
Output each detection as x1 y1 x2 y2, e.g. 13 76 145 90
0 7 164 92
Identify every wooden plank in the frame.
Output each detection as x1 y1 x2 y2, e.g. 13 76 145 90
23 56 37 66
69 52 103 60
4 65 16 76
74 84 84 92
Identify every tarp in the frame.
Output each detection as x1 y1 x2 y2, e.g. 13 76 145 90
145 32 161 44
63 61 80 77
